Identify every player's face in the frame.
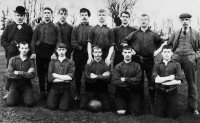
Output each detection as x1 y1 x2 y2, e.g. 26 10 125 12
122 49 132 60
19 44 29 55
59 10 67 22
140 16 150 28
93 48 102 59
180 18 191 28
43 9 52 22
98 12 106 23
80 12 89 23
15 13 25 24
56 48 67 57
120 13 130 25
161 49 173 61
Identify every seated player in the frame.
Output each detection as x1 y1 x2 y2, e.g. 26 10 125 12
152 45 182 118
112 45 142 115
81 46 111 112
6 42 36 107
46 43 75 111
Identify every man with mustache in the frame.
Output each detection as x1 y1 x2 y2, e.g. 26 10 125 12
1 6 33 99
71 8 92 102
168 13 200 116
31 7 62 100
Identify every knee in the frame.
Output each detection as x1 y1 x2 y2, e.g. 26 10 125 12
46 104 57 110
24 100 35 107
6 95 18 107
59 106 69 111
6 100 18 107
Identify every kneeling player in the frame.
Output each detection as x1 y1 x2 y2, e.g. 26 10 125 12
112 46 142 115
6 42 36 107
152 45 182 118
81 46 111 112
46 43 75 111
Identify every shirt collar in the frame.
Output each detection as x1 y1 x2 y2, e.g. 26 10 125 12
182 27 191 33
97 22 107 27
54 57 69 63
94 58 103 63
121 23 129 27
139 26 151 32
15 22 24 25
58 21 67 25
81 22 89 25
16 55 29 61
42 21 52 25
122 60 132 64
159 59 174 64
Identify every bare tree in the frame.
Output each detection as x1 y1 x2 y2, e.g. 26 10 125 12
106 0 137 26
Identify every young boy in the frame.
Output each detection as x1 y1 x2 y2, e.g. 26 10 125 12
6 42 36 107
112 46 142 115
46 43 75 111
152 45 182 118
81 46 111 112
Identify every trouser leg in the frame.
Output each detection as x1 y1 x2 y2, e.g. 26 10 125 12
127 92 141 115
46 88 59 110
59 89 71 111
6 89 20 107
37 57 50 93
115 91 126 112
22 86 36 107
166 89 179 119
99 92 110 112
143 59 155 104
154 90 166 117
182 55 198 109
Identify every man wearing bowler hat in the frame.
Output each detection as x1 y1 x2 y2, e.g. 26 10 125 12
168 13 200 116
1 6 33 99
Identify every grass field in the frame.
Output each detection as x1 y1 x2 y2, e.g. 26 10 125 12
0 47 200 123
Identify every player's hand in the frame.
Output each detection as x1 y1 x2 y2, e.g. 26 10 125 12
90 73 97 79
161 41 168 47
30 54 36 59
131 49 136 55
121 77 125 82
51 53 57 60
87 57 93 64
102 71 110 77
27 68 34 73
14 71 19 75
169 75 175 80
105 57 111 66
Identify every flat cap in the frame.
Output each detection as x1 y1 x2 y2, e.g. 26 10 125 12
80 8 91 17
179 13 192 19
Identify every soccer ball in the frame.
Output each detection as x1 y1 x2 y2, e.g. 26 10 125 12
88 100 102 113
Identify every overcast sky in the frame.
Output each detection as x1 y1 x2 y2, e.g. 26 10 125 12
1 0 200 29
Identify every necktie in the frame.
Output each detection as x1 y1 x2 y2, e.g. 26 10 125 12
183 27 187 35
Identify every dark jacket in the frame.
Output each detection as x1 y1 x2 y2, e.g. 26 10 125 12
1 22 33 58
56 22 73 53
123 27 163 58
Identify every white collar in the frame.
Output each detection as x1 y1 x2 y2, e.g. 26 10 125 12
121 23 129 27
182 27 190 33
98 22 107 27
